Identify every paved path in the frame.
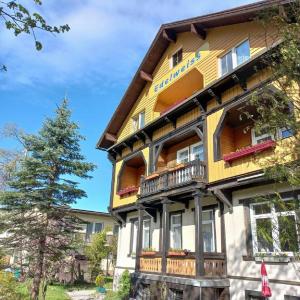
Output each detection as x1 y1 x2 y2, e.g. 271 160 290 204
67 289 105 300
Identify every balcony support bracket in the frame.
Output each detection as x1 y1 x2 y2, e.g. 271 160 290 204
232 73 247 91
208 88 221 104
213 188 233 213
193 97 206 113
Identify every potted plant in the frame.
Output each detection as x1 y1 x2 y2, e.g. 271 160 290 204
95 274 106 293
141 247 157 256
168 248 190 256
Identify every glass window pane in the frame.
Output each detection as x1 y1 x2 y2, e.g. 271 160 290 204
221 52 233 76
278 215 299 252
256 218 273 252
177 149 189 163
170 214 182 249
274 199 296 212
203 223 214 252
202 211 213 221
280 128 293 138
226 52 233 72
191 144 204 161
94 223 103 233
143 220 150 249
139 111 145 128
236 40 250 65
132 220 138 253
253 203 271 215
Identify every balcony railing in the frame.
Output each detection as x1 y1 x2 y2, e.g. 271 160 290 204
139 253 226 278
140 160 206 196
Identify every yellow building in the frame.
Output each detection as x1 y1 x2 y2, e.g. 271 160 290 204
97 1 300 299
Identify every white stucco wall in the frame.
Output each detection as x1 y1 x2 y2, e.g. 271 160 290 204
226 183 300 299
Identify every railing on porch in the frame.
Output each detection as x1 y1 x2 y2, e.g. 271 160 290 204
139 253 226 278
140 160 206 196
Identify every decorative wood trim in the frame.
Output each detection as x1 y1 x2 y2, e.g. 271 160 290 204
190 23 206 40
162 29 176 43
140 70 153 82
208 88 221 104
231 73 247 91
194 189 205 277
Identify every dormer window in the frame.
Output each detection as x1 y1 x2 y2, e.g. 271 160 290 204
132 111 145 132
171 48 183 68
220 39 250 76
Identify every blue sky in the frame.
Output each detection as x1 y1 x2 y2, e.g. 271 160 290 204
0 0 258 212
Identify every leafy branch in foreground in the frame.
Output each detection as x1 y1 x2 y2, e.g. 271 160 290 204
0 0 70 50
241 1 300 260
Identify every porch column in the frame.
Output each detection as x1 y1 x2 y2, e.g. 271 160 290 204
135 205 144 272
161 197 170 274
194 189 205 277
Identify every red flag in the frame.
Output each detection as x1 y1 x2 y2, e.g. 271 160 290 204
261 261 272 297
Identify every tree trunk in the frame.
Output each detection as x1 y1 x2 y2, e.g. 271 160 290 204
31 237 46 300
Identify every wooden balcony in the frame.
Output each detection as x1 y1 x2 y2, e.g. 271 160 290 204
139 253 226 278
140 159 206 197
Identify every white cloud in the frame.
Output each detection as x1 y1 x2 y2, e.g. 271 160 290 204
0 0 259 91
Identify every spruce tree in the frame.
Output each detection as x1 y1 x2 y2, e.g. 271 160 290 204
0 100 95 300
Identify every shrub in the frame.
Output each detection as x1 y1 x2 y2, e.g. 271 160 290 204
117 270 131 299
0 271 22 300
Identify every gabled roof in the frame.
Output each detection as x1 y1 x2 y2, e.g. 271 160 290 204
97 0 288 150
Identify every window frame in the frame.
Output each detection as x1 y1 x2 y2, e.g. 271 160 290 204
219 39 250 77
251 127 274 145
202 209 216 252
169 212 183 249
190 142 204 161
250 198 300 255
170 47 183 69
94 222 104 233
132 110 145 133
176 146 190 164
142 218 151 249
129 218 139 256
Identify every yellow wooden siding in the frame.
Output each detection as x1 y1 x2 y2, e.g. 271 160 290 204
176 107 201 128
116 21 276 143
112 147 149 208
207 109 294 183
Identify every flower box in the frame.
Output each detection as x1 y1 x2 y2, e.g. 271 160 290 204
168 251 187 257
141 251 157 256
117 186 139 196
223 140 276 163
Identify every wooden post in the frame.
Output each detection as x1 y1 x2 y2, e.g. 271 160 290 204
220 202 227 275
135 206 144 272
194 189 205 277
161 197 170 274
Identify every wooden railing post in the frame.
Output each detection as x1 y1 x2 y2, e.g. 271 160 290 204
135 205 144 272
161 197 170 274
194 189 205 278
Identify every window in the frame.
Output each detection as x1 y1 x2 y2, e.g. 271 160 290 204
202 210 215 252
94 223 103 233
245 290 264 300
251 127 274 145
220 40 250 76
132 111 145 132
278 127 293 139
177 142 204 164
250 199 299 254
130 219 138 255
190 142 204 161
171 48 183 68
170 213 182 249
85 223 94 242
177 147 189 164
169 289 184 300
142 219 151 249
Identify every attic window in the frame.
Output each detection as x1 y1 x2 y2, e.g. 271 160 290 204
132 111 145 132
172 48 183 68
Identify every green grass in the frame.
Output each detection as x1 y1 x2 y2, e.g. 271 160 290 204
17 282 70 300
